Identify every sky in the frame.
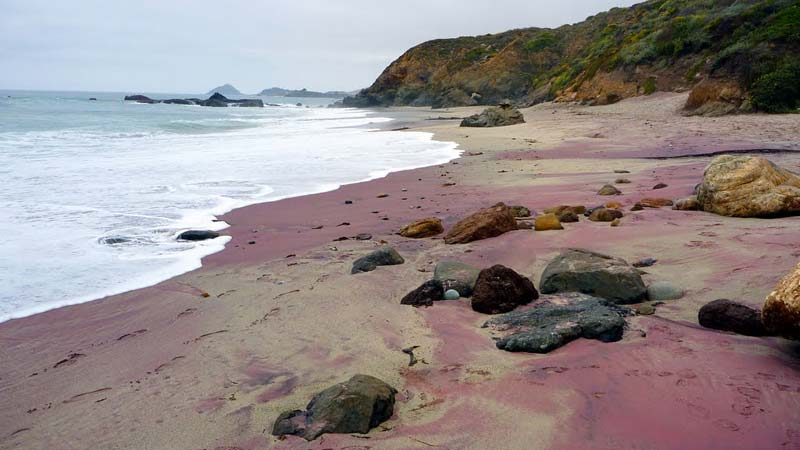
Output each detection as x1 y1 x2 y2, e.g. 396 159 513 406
0 0 641 94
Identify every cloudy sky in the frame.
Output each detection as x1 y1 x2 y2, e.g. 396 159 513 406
1 0 640 94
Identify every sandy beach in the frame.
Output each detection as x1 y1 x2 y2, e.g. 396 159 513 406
2 92 800 450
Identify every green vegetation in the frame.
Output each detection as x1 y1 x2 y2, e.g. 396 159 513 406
346 0 800 112
750 61 800 112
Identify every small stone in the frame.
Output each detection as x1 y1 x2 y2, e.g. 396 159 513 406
631 203 644 211
614 170 631 174
559 211 579 223
632 258 657 268
345 200 353 204
399 218 444 238
610 218 621 227
401 280 444 307
509 205 532 218
355 233 373 241
444 289 460 300
178 230 220 241
589 208 623 222
634 304 656 315
377 193 389 198
615 178 631 184
598 184 622 195
605 201 622 209
639 198 674 208
673 196 701 211
653 183 668 190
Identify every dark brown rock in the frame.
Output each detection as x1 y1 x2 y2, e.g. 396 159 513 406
444 203 517 244
698 299 767 336
471 265 538 314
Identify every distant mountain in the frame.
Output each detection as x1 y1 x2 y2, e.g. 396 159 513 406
206 84 242 96
344 0 800 114
258 87 351 98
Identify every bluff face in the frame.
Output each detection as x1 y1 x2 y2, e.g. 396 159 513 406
344 0 800 114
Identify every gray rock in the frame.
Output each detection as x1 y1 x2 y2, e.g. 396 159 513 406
539 249 647 304
433 260 481 297
351 247 404 274
647 281 684 301
178 230 220 241
272 374 396 440
484 293 629 353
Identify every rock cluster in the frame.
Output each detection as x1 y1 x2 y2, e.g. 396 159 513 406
124 92 264 108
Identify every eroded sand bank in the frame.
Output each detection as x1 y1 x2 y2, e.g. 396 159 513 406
2 93 800 450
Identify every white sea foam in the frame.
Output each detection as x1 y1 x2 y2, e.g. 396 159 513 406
0 92 459 322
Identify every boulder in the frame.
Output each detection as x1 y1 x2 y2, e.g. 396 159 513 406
697 155 800 217
460 105 525 128
639 198 674 208
699 299 767 337
673 196 701 211
647 281 684 300
178 230 220 241
444 203 517 244
272 374 396 440
351 247 404 274
762 262 800 339
509 205 532 218
539 249 647 304
534 214 563 231
598 184 621 195
399 218 443 238
433 261 481 297
588 208 623 222
400 280 444 307
559 211 580 223
484 293 628 353
471 265 539 314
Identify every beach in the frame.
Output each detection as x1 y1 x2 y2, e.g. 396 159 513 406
2 92 800 450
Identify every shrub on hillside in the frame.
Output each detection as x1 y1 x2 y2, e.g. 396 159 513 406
750 61 800 112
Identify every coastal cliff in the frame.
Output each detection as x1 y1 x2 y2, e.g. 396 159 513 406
344 0 800 113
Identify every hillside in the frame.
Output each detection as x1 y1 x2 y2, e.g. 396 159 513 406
344 0 800 114
258 87 351 98
206 83 242 96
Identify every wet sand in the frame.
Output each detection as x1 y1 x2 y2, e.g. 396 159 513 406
2 92 800 450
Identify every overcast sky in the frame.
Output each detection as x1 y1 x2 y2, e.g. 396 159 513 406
0 0 641 94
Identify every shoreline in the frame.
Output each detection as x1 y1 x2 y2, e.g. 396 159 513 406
3 92 800 450
0 108 459 324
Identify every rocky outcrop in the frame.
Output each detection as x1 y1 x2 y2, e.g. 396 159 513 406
124 95 158 104
484 293 628 353
696 155 800 217
539 249 646 304
272 374 396 440
433 261 481 297
684 79 746 116
399 218 444 238
471 265 538 314
762 262 800 339
351 247 404 274
177 230 220 241
123 92 264 108
400 280 444 307
444 203 517 244
699 299 767 337
460 104 525 128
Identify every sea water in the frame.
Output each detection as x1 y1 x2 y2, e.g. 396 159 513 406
0 90 459 322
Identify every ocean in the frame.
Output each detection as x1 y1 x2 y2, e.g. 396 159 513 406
0 90 459 322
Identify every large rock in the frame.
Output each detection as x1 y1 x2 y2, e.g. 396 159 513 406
444 203 517 244
588 208 623 222
697 155 800 217
124 94 158 104
433 261 481 297
763 262 800 339
534 214 563 231
699 299 767 337
484 293 628 353
272 374 396 440
399 218 444 238
400 280 444 307
471 265 538 314
460 104 525 128
539 249 646 304
178 230 220 241
351 247 404 274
